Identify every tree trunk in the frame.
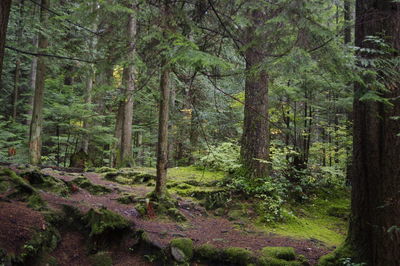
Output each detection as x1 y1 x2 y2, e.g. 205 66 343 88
114 5 136 168
27 34 38 127
29 0 49 165
155 59 170 198
349 1 400 265
82 68 94 154
12 0 25 121
240 8 270 178
0 0 12 80
240 46 269 178
344 0 352 45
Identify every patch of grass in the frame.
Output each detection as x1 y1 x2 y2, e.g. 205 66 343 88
257 193 349 247
168 166 225 185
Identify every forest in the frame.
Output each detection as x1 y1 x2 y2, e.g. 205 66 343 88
0 0 399 265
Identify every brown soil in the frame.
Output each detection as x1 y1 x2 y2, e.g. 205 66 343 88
0 201 45 255
2 166 332 265
50 230 91 266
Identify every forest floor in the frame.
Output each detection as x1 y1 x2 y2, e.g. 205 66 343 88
0 164 349 265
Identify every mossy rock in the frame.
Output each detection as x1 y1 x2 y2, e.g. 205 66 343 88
0 168 35 194
20 170 70 196
222 247 254 265
167 208 187 222
327 206 349 219
116 193 136 204
0 168 46 210
70 177 111 195
90 251 113 266
83 208 131 238
170 238 193 262
261 247 296 261
194 244 220 262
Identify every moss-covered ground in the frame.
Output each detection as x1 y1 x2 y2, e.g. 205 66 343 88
113 166 349 248
258 192 349 247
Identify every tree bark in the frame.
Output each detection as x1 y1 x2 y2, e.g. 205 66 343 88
114 4 136 168
240 9 270 178
349 1 400 265
155 58 170 198
29 0 49 165
27 34 38 127
0 0 12 81
82 68 94 154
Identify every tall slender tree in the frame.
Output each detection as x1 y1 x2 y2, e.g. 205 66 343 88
349 0 400 264
29 0 49 165
115 3 137 167
155 0 173 199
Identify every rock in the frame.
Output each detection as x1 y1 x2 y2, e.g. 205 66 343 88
170 238 193 262
171 246 187 262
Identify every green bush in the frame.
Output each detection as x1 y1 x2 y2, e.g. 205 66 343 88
197 142 241 172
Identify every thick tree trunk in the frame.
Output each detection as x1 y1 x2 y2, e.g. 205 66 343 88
29 0 49 165
349 1 400 265
240 8 270 178
155 60 170 198
0 0 12 80
240 45 269 178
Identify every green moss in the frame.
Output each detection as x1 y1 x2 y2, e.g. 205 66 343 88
20 170 70 196
258 195 350 246
170 238 193 262
222 247 254 265
0 168 35 194
194 244 220 261
27 194 46 210
116 193 136 204
90 251 113 266
227 210 245 221
261 247 296 261
168 166 225 185
167 208 187 222
83 208 130 237
95 167 117 173
259 256 302 266
318 243 354 266
135 203 146 216
71 177 112 195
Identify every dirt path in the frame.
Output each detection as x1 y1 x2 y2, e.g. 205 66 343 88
6 166 330 265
